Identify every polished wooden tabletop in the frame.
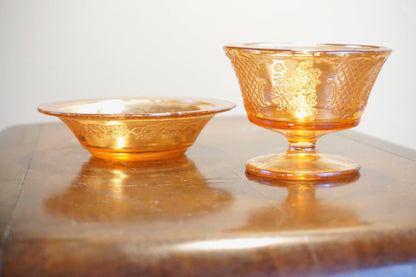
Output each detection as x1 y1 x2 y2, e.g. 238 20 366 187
1 117 416 276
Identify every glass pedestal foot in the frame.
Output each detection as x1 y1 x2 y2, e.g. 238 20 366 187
246 152 360 181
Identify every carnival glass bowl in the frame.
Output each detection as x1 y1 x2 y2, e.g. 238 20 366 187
38 97 235 161
224 43 391 180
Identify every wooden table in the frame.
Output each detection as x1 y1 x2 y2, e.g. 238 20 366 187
1 117 416 276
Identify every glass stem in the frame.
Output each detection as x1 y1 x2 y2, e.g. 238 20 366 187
284 129 319 157
287 141 316 156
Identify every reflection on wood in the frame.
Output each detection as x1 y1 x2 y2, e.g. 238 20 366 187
233 175 365 232
1 118 416 277
43 157 233 222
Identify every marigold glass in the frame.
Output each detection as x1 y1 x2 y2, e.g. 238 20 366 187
224 43 391 180
38 97 235 161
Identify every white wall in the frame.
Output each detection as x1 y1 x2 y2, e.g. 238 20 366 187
1 0 415 150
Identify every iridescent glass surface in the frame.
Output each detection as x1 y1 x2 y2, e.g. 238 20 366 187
38 97 235 161
225 43 391 180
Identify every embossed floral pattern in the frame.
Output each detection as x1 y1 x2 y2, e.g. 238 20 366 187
61 117 210 148
269 60 321 116
225 47 389 120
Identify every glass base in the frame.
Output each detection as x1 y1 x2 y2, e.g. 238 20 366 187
246 152 360 180
87 147 187 161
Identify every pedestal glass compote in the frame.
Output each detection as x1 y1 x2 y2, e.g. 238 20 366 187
224 43 391 180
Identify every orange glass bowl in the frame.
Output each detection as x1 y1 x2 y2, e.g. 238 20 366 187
224 43 391 180
38 97 235 161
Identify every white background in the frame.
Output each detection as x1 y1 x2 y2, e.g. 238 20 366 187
1 0 415 149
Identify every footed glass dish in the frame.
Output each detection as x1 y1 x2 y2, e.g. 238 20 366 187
225 43 391 180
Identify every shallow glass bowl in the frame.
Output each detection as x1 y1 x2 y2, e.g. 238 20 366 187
38 97 235 161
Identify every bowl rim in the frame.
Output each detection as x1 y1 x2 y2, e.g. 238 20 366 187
38 97 236 119
223 42 392 54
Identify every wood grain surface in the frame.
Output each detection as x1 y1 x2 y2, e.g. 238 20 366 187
1 117 416 276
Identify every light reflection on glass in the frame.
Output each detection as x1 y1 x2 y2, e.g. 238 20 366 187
117 137 126 148
108 120 121 126
98 100 125 114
